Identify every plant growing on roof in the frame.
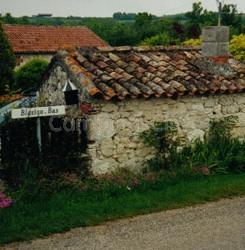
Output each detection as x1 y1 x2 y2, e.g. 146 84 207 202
182 38 202 46
140 32 180 46
0 21 16 93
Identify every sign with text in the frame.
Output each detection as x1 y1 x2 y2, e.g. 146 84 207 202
11 106 66 119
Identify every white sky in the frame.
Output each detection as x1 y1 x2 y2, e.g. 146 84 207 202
0 0 244 17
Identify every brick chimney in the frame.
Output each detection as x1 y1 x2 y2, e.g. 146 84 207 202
202 26 230 64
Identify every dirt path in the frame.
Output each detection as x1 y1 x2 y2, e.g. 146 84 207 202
2 197 245 250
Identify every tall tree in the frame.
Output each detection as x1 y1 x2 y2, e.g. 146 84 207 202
0 22 16 93
185 2 204 38
221 4 242 34
3 13 15 24
134 12 155 40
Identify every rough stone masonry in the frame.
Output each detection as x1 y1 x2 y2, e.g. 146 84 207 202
87 95 245 175
39 63 245 175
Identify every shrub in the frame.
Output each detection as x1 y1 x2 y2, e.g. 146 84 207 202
175 116 245 174
14 58 49 91
140 33 180 46
182 38 202 46
140 116 245 175
140 121 179 171
0 22 16 93
230 34 245 62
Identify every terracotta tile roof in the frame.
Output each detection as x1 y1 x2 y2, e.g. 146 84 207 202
0 94 22 103
3 25 107 53
49 46 245 100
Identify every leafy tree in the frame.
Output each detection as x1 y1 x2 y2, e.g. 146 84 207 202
221 4 238 26
134 12 156 41
135 12 153 27
171 21 185 39
1 8 243 47
202 9 217 26
185 2 243 38
18 16 30 25
0 22 16 93
2 13 15 24
113 12 136 21
185 2 204 38
14 58 49 91
108 23 138 46
221 4 243 35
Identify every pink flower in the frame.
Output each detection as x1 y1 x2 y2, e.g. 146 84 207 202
0 192 12 208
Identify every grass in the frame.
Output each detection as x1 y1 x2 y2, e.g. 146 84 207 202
1 173 245 245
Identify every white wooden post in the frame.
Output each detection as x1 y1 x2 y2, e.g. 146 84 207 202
11 105 66 154
37 117 42 153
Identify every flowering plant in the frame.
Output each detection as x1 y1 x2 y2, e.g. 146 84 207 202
0 192 12 208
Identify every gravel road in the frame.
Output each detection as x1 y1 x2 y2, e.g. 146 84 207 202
2 197 245 250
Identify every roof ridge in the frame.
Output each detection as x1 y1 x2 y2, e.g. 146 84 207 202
77 45 201 53
3 24 90 29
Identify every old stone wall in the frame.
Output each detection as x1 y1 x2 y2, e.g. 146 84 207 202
87 94 245 175
39 65 67 106
39 65 245 175
39 65 81 118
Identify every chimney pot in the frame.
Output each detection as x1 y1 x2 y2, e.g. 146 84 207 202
202 26 230 58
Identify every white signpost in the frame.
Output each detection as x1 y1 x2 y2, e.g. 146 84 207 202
11 106 66 119
11 106 66 152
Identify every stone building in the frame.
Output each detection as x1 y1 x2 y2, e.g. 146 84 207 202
3 24 107 67
39 27 245 175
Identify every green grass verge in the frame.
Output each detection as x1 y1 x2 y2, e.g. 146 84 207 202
1 173 245 245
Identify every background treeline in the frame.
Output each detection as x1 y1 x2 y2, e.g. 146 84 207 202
0 2 244 46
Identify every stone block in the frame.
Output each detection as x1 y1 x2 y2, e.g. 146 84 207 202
222 105 239 114
204 98 217 108
219 96 234 106
232 127 245 137
236 95 245 105
217 42 229 56
100 138 114 157
87 113 115 141
91 159 118 175
202 42 229 57
170 103 187 114
117 154 129 163
191 103 205 111
202 42 218 57
116 118 131 130
238 113 245 126
101 103 118 113
202 26 229 42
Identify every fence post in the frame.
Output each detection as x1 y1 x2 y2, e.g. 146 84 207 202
37 117 42 153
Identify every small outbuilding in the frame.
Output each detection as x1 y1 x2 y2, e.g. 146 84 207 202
39 27 245 175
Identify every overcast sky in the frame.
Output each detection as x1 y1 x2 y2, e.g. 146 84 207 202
0 0 244 17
